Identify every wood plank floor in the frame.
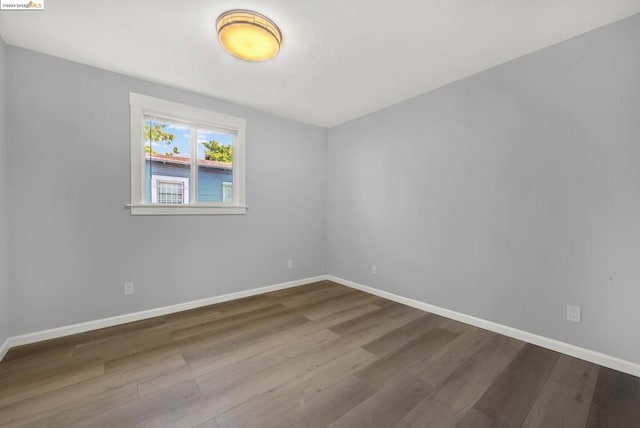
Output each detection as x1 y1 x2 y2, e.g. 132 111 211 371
0 281 638 427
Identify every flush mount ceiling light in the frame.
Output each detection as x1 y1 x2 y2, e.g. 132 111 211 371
216 10 282 62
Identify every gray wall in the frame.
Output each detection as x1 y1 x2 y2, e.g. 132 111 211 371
327 14 640 363
0 36 9 345
7 48 327 335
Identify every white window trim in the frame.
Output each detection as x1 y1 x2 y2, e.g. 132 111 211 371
129 92 247 216
151 175 189 204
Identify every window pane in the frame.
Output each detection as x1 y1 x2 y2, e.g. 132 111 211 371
144 118 192 204
197 129 234 203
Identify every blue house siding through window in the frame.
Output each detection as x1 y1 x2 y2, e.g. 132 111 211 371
145 159 232 203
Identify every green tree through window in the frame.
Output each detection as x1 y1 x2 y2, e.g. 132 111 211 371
145 123 179 155
202 140 233 163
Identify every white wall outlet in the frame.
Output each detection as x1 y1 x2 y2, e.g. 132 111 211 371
287 259 293 269
567 305 581 323
124 282 135 296
371 264 377 275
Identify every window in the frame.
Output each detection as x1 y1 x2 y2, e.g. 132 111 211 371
151 175 189 204
222 181 233 203
129 93 246 215
158 181 184 204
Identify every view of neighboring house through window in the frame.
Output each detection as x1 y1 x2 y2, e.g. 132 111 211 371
222 181 233 202
158 181 184 204
144 118 234 205
151 175 189 204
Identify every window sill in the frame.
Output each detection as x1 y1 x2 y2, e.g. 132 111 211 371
127 204 248 216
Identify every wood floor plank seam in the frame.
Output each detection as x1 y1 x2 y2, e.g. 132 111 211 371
0 281 638 428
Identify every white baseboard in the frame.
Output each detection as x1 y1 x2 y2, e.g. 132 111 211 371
1 275 328 359
0 338 9 362
327 275 640 378
4 273 639 378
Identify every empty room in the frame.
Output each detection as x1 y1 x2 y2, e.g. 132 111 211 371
0 1 639 427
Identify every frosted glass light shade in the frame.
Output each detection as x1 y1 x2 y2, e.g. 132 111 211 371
217 10 282 61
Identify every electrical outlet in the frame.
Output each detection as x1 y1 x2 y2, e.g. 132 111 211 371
124 282 135 296
567 305 581 323
287 259 293 269
371 264 377 275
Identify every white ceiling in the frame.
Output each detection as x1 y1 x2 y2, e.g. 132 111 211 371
1 1 639 127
